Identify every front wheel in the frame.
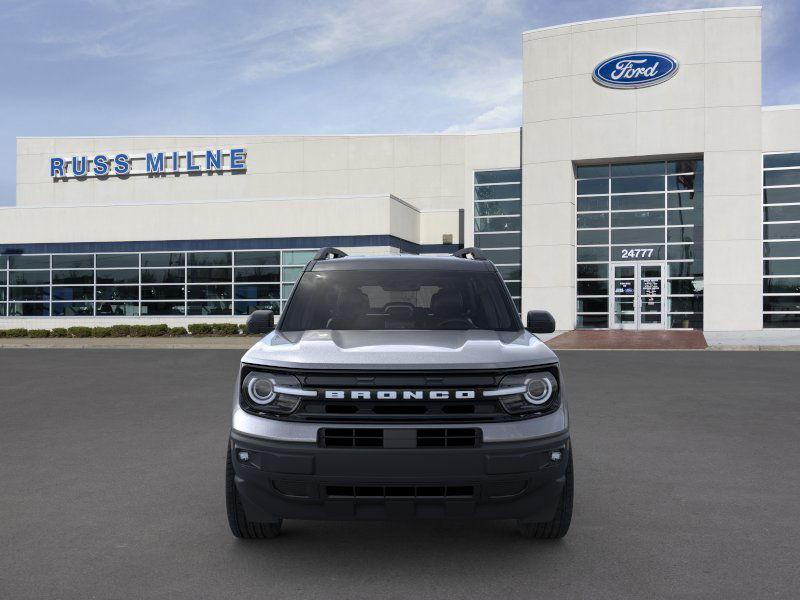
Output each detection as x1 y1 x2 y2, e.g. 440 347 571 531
517 453 573 539
226 447 282 539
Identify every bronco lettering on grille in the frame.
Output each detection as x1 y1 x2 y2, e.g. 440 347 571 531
323 390 476 400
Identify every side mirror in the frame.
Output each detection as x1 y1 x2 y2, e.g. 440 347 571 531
526 310 555 334
247 310 275 334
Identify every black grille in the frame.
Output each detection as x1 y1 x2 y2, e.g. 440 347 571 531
319 428 480 448
325 485 475 499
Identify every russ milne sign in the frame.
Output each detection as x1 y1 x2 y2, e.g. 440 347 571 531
50 148 246 179
593 52 678 89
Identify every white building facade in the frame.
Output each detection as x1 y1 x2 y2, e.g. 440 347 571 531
2 6 799 332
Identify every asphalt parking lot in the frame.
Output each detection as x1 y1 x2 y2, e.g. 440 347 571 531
1 349 799 599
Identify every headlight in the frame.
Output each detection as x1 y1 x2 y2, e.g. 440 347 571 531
485 369 559 415
240 369 312 415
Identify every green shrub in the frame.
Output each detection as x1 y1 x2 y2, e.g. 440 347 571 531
5 328 29 337
50 328 69 338
146 324 169 337
92 327 113 338
129 325 149 337
0 330 6 338
237 323 249 335
67 326 92 338
28 329 51 338
212 323 239 336
109 324 132 337
167 326 188 336
188 323 214 336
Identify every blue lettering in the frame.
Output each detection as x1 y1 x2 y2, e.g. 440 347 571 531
172 151 180 172
50 158 65 177
230 148 246 170
205 149 221 170
72 156 88 177
186 150 200 172
93 154 109 176
146 152 165 173
113 153 130 175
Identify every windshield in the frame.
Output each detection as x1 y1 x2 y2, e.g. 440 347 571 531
279 269 521 332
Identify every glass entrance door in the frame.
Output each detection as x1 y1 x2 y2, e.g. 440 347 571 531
611 262 666 330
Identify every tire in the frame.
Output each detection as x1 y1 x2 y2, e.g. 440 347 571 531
517 453 573 540
226 446 282 539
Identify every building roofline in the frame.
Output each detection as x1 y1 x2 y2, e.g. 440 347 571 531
16 128 520 141
522 5 761 36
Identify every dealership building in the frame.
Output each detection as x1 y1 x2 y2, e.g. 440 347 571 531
2 6 800 333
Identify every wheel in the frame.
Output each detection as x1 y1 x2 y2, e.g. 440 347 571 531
517 453 573 539
226 446 282 539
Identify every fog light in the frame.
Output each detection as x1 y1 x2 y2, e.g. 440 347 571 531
237 450 250 462
549 450 562 462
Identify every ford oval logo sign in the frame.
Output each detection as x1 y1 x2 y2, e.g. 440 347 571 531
593 52 679 89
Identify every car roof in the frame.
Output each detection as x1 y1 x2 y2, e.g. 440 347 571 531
309 254 494 272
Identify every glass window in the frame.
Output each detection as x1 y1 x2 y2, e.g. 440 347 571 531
764 223 800 240
668 279 702 295
96 269 138 284
577 298 608 312
764 153 800 168
52 302 94 317
764 205 800 223
141 285 185 300
504 281 521 296
234 251 279 266
235 300 281 315
611 194 664 211
611 176 663 194
96 286 138 301
611 228 664 245
764 241 800 258
474 216 520 232
141 253 185 268
763 278 800 294
764 170 800 187
10 287 50 301
577 213 608 229
667 245 694 261
53 286 94 301
474 184 521 200
577 246 609 262
234 284 280 299
52 270 93 284
764 259 800 276
474 232 520 248
187 267 231 283
141 302 185 316
611 210 664 228
763 188 800 204
283 250 316 266
482 249 521 265
52 254 93 269
577 197 608 212
96 302 138 316
187 285 233 300
234 266 280 282
474 200 521 217
0 272 5 286
9 271 50 285
667 227 695 244
187 252 232 266
576 165 608 178
668 262 696 277
9 255 49 269
576 315 608 328
8 302 49 316
763 296 800 312
667 209 697 226
187 301 232 315
611 162 664 177
667 174 700 191
577 281 608 295
577 179 608 195
96 254 138 268
497 266 521 281
667 191 702 209
670 314 703 329
577 264 608 279
577 230 608 245
0 255 6 269
764 314 800 327
282 283 295 299
141 268 185 284
669 297 703 312
282 266 304 282
474 170 520 184
667 160 702 174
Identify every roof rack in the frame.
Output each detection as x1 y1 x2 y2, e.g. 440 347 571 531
313 247 348 261
452 247 486 260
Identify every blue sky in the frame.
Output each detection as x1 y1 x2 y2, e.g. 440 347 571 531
1 0 798 206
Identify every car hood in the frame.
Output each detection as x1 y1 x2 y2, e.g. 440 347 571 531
242 329 557 370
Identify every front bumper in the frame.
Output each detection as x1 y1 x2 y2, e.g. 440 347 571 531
230 430 570 522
